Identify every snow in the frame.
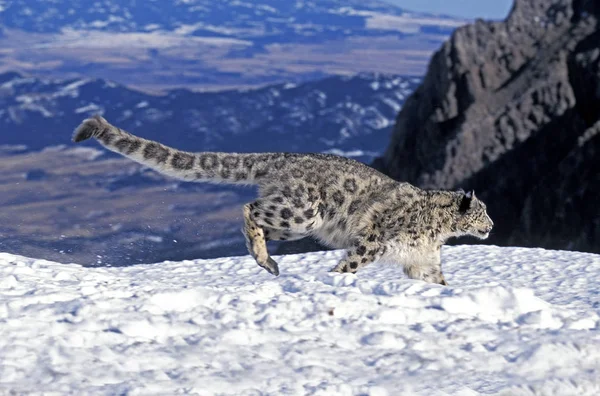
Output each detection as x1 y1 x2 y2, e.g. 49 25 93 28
364 13 467 33
0 144 28 154
13 102 53 117
37 29 252 50
1 77 37 89
38 145 105 160
382 97 402 112
74 103 102 114
322 148 380 159
335 8 467 33
60 79 90 92
1 245 599 395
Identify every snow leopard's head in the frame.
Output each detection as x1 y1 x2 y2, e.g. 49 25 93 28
455 191 494 239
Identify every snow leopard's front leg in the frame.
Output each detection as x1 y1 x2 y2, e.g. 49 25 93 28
330 235 382 274
403 248 448 285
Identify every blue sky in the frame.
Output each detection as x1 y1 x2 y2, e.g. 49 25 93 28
383 0 514 19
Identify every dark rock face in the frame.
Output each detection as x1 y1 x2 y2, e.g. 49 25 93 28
379 0 600 253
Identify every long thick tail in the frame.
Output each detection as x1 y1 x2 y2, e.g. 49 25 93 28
72 115 273 185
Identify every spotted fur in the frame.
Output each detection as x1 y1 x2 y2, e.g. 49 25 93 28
73 115 494 283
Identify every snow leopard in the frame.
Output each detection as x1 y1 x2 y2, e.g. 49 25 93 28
73 115 494 284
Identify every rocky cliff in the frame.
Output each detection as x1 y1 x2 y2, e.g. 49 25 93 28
377 0 599 253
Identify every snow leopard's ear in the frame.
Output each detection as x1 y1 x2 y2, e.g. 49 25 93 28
459 190 474 214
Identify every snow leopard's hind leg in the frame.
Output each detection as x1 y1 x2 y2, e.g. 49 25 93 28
243 203 280 276
243 192 317 274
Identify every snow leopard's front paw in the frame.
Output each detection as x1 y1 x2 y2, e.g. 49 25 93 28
330 262 352 273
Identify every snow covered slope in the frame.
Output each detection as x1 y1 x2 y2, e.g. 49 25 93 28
1 245 599 395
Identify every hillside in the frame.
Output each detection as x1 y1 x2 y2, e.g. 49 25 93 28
1 246 599 394
0 146 254 266
378 0 600 253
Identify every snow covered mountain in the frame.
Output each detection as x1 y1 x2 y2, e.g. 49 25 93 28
1 245 599 394
1 71 419 162
0 0 465 89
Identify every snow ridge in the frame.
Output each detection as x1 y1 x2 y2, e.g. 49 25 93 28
1 245 599 395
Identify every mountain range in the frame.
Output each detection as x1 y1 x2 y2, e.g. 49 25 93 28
1 71 419 162
0 0 465 90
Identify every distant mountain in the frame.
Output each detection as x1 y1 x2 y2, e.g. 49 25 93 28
0 0 462 39
0 71 420 163
0 0 464 89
